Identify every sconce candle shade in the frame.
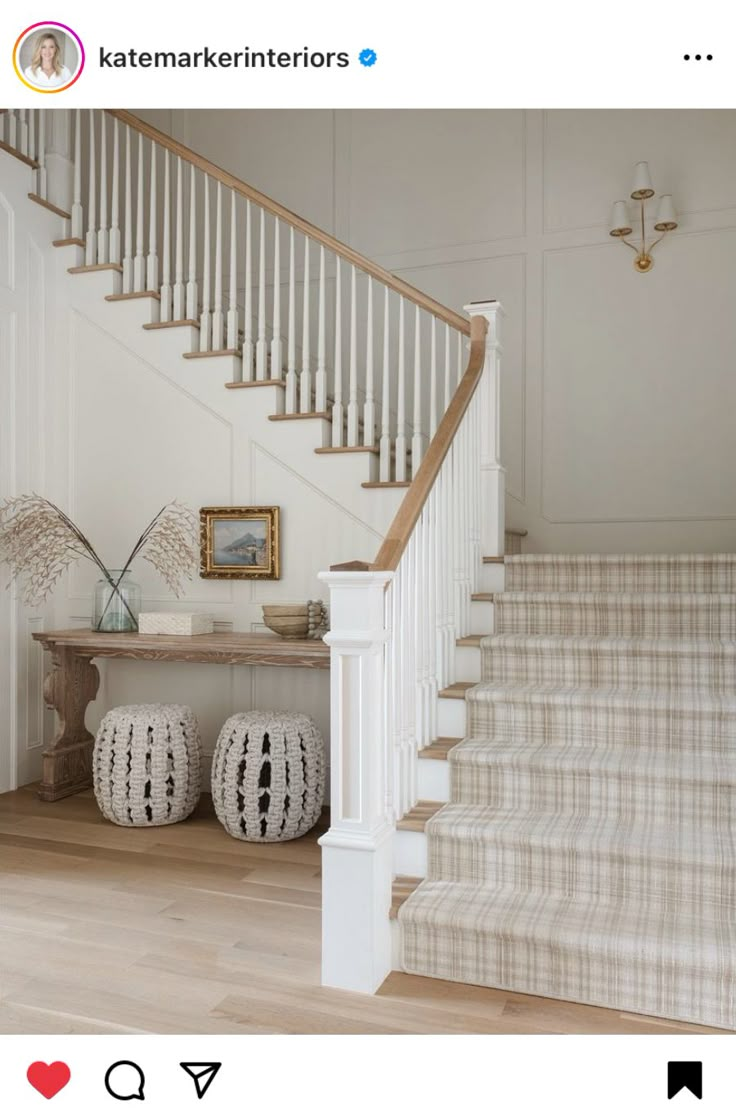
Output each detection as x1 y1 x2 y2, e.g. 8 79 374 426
654 194 678 231
609 201 633 237
631 161 655 199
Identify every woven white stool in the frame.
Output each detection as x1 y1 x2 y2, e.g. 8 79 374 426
93 703 202 826
212 711 325 841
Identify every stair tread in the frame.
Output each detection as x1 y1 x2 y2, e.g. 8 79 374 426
418 737 463 759
479 632 736 650
498 590 736 601
428 804 736 858
439 682 476 699
465 681 736 710
506 553 736 564
399 880 736 950
451 737 736 779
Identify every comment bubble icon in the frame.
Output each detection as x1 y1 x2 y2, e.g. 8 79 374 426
104 1061 146 1101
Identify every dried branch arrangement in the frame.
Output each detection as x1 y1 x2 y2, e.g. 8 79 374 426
0 494 198 608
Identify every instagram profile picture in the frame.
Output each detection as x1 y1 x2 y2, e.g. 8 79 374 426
13 22 85 93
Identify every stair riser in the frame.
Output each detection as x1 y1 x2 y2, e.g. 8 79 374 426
466 699 736 753
400 925 734 1029
455 645 481 683
481 645 736 694
450 764 735 823
506 563 736 593
469 599 494 636
427 837 736 907
495 598 736 636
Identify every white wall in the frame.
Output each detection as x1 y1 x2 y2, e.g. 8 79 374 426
149 108 736 554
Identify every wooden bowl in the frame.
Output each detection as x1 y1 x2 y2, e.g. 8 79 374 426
262 605 310 639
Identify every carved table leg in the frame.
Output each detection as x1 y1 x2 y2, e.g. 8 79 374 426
38 647 100 801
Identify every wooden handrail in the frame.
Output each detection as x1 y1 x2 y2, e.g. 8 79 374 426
371 313 488 572
106 110 471 337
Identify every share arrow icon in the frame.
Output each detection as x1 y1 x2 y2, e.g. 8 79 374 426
180 1062 222 1100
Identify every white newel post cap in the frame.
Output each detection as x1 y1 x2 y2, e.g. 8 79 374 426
318 570 393 640
464 300 504 348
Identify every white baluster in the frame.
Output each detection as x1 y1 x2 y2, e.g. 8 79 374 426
173 157 185 319
379 286 391 481
133 133 145 291
270 218 283 380
412 306 423 473
429 317 437 438
146 141 158 291
315 245 326 408
122 126 133 292
457 330 463 386
28 110 35 166
199 175 211 350
346 265 359 443
159 150 172 322
444 323 451 411
36 112 47 201
395 298 407 481
70 108 82 240
19 110 28 157
285 226 297 411
363 277 375 446
226 190 239 349
97 113 109 264
256 208 268 378
211 181 224 349
185 165 198 320
299 237 311 411
331 257 343 446
7 110 17 151
109 118 121 265
242 200 254 381
85 110 96 265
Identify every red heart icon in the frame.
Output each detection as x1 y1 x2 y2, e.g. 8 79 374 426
27 1062 71 1099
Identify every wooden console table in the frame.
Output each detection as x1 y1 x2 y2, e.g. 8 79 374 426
32 629 330 802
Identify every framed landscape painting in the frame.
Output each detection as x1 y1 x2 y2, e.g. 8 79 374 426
200 506 280 579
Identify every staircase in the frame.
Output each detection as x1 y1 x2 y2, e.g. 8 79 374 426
398 552 736 1029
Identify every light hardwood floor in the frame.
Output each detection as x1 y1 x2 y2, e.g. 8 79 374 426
0 786 721 1035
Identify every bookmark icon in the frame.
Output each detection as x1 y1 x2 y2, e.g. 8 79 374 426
180 1063 222 1100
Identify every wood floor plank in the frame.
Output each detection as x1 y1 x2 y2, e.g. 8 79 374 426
0 786 723 1034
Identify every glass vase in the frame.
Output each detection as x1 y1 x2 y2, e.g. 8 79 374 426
92 570 141 633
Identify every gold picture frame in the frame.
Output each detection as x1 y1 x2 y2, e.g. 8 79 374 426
200 506 280 579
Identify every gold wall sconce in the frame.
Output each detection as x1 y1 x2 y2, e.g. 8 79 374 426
609 162 678 272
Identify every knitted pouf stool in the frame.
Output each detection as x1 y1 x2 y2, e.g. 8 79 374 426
93 703 202 826
212 711 325 841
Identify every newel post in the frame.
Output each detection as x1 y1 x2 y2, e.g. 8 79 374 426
465 300 505 556
317 568 394 993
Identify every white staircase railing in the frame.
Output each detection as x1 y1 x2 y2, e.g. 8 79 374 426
319 302 504 992
2 106 471 484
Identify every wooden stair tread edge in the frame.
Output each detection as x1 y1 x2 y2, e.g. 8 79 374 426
269 412 331 422
53 237 85 248
390 876 424 918
143 319 200 330
418 738 463 760
315 446 380 455
68 263 123 274
182 349 242 359
471 592 494 601
505 528 528 537
482 555 505 564
396 800 445 832
0 140 39 169
28 192 70 218
439 682 475 699
105 291 160 301
362 481 412 489
457 635 483 647
225 380 286 390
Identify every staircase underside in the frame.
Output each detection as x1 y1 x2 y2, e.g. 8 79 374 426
398 552 736 1029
